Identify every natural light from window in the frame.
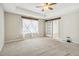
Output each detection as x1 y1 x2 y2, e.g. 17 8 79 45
22 18 38 34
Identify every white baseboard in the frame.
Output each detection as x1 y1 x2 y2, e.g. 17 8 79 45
72 40 79 44
5 39 24 44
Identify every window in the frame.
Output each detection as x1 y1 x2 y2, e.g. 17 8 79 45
22 18 38 34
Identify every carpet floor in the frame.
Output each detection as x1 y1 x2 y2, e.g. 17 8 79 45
0 37 79 56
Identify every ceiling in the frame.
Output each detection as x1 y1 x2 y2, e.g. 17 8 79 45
1 3 79 19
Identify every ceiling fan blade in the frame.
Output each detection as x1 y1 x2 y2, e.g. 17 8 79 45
49 3 56 6
48 7 53 10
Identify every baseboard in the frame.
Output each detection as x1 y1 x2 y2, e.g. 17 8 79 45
5 39 25 44
72 40 79 44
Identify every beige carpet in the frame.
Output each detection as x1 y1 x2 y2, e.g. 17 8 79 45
0 37 79 56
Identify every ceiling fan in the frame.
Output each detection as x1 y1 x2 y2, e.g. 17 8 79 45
36 3 56 12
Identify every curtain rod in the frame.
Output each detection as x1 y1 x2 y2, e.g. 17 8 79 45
21 16 38 20
45 17 61 22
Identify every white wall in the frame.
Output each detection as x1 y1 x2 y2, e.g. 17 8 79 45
53 20 59 34
5 12 22 43
0 5 4 51
53 20 59 39
5 12 45 42
59 11 79 44
38 19 45 37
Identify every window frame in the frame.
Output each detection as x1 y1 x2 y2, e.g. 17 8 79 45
22 16 39 34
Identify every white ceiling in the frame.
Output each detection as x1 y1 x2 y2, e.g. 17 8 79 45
1 3 79 19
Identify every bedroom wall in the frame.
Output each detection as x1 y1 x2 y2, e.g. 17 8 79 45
38 19 45 37
59 10 79 44
0 5 4 51
5 12 22 43
5 12 45 42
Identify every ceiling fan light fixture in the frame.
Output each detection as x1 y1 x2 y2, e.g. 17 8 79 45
44 6 48 10
36 3 57 12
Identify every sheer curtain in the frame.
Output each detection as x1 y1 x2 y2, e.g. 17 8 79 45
22 18 38 39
